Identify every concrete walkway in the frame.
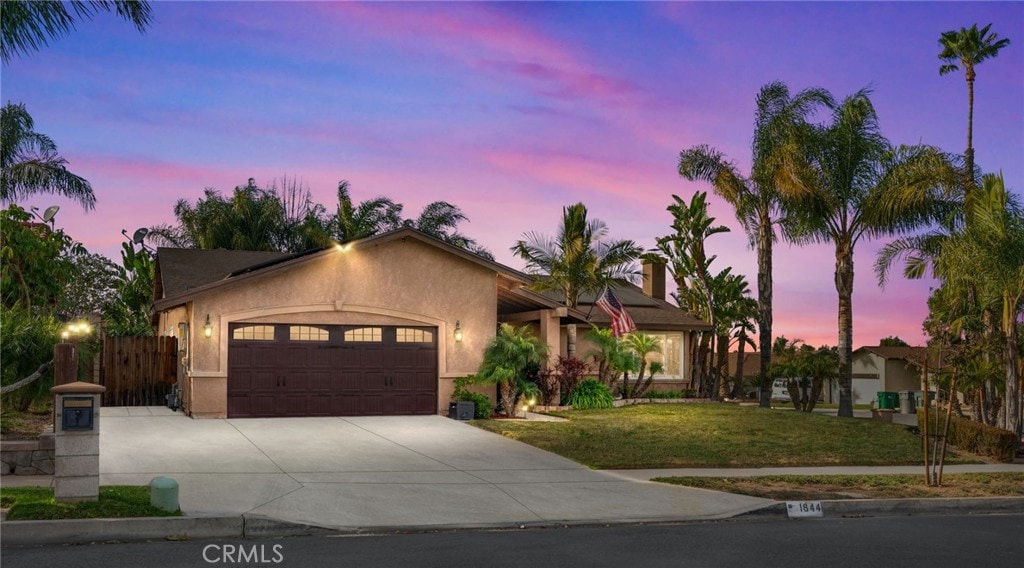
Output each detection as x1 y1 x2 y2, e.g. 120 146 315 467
90 410 769 529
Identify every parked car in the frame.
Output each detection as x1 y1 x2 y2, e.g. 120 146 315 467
771 379 791 402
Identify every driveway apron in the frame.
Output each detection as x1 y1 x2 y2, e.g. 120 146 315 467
100 411 769 529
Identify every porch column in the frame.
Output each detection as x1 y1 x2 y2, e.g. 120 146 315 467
538 308 566 365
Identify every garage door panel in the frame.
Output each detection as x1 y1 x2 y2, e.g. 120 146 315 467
228 323 437 418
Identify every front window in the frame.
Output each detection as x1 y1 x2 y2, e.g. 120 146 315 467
643 332 683 378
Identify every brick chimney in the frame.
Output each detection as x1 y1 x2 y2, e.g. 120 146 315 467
642 259 666 301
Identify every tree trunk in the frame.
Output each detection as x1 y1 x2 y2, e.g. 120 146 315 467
965 70 975 192
835 238 855 418
731 331 747 399
806 378 823 412
716 333 733 399
757 219 773 408
499 381 517 417
566 323 576 358
1003 297 1021 437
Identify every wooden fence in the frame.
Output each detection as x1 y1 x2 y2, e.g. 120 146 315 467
100 336 178 406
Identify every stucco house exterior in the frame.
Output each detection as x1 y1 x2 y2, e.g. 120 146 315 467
850 346 929 405
152 228 710 418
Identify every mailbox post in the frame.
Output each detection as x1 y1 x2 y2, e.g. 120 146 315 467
51 381 106 502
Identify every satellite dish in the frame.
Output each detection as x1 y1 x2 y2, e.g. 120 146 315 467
132 227 149 244
42 205 60 223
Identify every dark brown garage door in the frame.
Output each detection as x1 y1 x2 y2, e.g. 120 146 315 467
227 323 438 418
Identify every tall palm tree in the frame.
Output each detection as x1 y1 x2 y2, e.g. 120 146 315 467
777 89 957 417
1 0 152 63
708 269 757 400
513 203 642 357
935 173 1023 436
654 192 730 391
679 81 832 408
1 103 95 209
938 23 1011 190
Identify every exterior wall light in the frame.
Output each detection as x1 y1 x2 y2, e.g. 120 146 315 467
453 320 463 343
203 314 213 339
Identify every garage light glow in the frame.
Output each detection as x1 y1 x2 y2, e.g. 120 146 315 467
203 314 213 338
453 320 463 343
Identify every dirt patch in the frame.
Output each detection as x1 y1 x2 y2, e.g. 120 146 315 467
1 410 53 441
655 473 1024 500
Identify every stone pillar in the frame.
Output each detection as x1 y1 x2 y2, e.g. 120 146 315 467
51 381 106 502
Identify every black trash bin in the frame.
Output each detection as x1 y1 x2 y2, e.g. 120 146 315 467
448 400 474 420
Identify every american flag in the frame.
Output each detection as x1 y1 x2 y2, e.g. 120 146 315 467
595 286 636 337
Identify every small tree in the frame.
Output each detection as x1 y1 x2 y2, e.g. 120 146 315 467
621 332 665 399
475 324 548 416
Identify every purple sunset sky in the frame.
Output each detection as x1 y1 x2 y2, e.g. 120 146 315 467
4 1 1022 348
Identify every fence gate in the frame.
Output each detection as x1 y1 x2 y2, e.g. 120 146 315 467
100 336 178 406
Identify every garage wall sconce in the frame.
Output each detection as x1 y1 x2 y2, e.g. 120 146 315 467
453 320 463 343
203 314 213 339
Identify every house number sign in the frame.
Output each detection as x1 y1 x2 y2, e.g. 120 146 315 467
786 501 823 518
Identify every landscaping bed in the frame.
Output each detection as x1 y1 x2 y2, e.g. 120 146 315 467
0 486 181 521
654 472 1024 500
472 403 980 469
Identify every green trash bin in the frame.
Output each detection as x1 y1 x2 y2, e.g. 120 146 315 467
876 391 899 410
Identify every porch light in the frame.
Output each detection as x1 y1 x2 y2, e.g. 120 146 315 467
203 314 213 338
453 320 463 343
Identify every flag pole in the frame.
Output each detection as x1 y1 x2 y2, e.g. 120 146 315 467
585 286 606 322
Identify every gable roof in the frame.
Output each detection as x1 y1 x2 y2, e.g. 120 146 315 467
154 227 547 312
155 248 293 299
854 346 927 361
549 283 711 331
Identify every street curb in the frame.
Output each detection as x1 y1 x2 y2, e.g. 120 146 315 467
739 497 1024 519
0 516 243 546
3 498 1022 545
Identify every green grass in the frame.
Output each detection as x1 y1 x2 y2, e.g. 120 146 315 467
655 473 1024 500
0 486 181 520
473 403 980 469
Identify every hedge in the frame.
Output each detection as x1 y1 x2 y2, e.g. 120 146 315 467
918 411 1019 463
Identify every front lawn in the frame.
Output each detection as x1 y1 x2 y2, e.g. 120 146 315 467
0 486 181 520
472 403 979 469
654 473 1024 500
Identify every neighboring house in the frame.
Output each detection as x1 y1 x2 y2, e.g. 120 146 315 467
849 345 929 405
152 228 709 418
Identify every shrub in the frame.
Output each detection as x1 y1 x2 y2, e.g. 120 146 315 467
452 377 494 419
569 379 614 410
918 411 1019 463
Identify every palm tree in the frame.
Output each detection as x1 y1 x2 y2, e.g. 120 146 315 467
334 180 403 241
148 179 292 251
679 81 832 408
777 89 957 418
1 0 152 63
475 323 548 417
934 173 1023 436
654 191 729 391
938 23 1011 190
513 203 642 357
404 200 493 259
1 103 95 209
621 332 663 398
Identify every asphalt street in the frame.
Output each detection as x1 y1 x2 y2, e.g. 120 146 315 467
3 514 1022 568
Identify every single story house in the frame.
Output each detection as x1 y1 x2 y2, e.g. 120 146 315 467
850 345 929 405
152 228 710 418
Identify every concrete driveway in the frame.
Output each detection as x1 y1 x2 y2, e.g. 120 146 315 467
100 408 770 530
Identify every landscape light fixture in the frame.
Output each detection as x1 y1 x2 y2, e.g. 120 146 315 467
453 320 463 343
203 314 213 339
